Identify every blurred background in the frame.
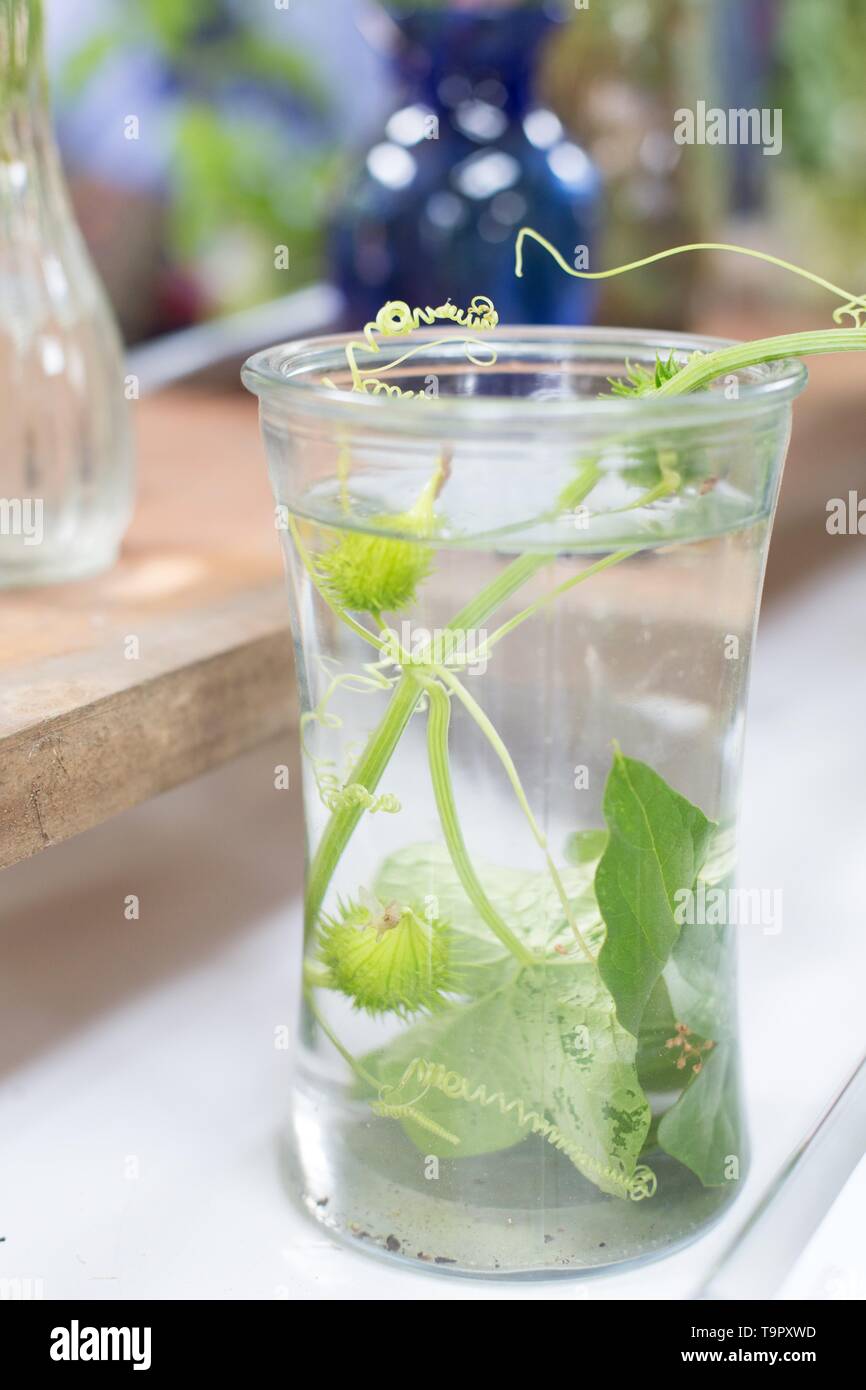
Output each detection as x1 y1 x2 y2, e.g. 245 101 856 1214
20 0 864 594
41 0 866 339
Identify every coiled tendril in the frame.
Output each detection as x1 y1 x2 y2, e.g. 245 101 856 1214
374 1057 658 1202
331 294 500 402
300 659 402 815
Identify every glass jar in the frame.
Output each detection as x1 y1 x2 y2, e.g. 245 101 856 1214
0 0 133 586
243 327 804 1277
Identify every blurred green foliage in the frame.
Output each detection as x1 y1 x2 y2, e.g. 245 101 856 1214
63 0 337 314
774 0 866 177
382 1 558 11
1 0 45 99
772 0 866 283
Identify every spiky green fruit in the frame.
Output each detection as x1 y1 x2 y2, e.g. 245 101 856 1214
317 896 453 1017
314 524 432 614
313 468 440 614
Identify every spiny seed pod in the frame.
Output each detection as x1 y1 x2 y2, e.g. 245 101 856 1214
314 525 432 615
317 895 453 1018
313 467 440 615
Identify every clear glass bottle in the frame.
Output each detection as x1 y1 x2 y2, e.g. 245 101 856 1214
244 327 804 1277
0 0 133 586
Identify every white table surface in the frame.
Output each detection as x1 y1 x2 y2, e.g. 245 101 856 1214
778 1154 866 1301
2 553 865 1301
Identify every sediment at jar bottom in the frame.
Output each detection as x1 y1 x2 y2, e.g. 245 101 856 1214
286 1075 743 1276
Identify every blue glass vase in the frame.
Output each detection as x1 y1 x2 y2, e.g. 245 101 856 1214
330 6 601 327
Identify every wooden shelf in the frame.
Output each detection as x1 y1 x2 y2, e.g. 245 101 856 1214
0 389 294 871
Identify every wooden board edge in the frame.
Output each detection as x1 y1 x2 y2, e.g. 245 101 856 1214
0 630 296 872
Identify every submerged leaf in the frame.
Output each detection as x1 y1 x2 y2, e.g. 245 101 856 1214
635 975 682 1092
667 824 739 1040
373 842 603 993
364 989 536 1159
563 829 609 866
515 965 652 1197
657 1042 743 1186
667 924 736 1041
595 749 715 1040
363 954 652 1198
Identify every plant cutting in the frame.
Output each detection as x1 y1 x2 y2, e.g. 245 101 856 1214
243 232 866 1275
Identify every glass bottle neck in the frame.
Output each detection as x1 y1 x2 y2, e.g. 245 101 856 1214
393 11 553 118
1 0 47 109
1 1 69 225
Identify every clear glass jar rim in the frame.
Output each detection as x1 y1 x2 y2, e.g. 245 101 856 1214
241 325 808 431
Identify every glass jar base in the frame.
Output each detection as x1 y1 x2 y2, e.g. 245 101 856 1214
283 1081 742 1280
0 543 121 589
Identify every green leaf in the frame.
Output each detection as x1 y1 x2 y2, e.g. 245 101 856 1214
700 825 737 886
364 989 535 1159
666 825 739 1039
595 748 715 1039
515 965 651 1196
635 975 681 1092
667 925 735 1040
563 829 608 866
168 104 331 295
373 842 604 994
657 1042 743 1186
606 351 697 398
363 959 651 1198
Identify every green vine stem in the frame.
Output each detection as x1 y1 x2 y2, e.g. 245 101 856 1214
653 328 866 392
305 986 458 1144
514 227 866 326
435 665 595 963
304 987 380 1088
304 673 421 934
424 680 536 966
481 546 637 657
